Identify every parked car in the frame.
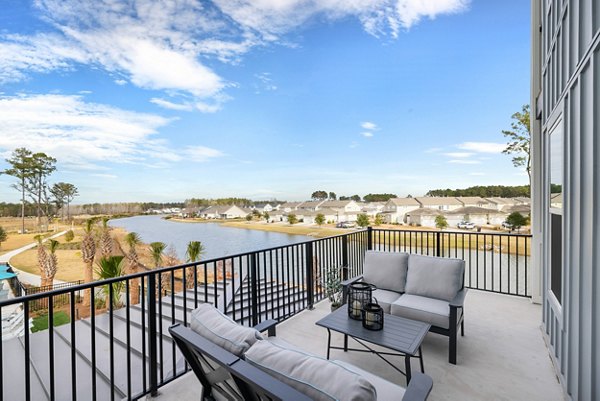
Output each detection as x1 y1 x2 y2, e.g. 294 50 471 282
336 221 356 228
457 221 476 230
502 221 513 229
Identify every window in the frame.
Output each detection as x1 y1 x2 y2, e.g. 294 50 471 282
549 120 563 304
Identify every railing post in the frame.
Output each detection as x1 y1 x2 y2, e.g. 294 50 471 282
250 253 259 326
436 231 441 257
305 242 315 310
147 273 158 396
367 226 373 250
341 235 349 281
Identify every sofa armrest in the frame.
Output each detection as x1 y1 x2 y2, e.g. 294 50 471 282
341 275 363 304
449 288 468 308
253 319 278 337
402 372 433 401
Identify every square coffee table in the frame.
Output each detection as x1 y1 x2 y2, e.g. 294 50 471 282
315 306 430 383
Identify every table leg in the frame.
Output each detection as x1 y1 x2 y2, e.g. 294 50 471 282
344 334 348 352
326 329 332 359
405 355 412 384
419 346 425 373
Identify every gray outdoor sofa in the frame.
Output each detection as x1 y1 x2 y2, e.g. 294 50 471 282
343 251 467 364
170 303 433 401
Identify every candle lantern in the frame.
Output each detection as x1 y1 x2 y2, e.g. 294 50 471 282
361 300 384 331
347 282 375 320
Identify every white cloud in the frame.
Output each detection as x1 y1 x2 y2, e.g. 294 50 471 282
424 147 442 153
92 173 118 179
0 94 223 166
361 132 374 138
443 152 472 158
150 98 194 111
1 0 469 106
184 146 225 162
361 121 377 130
457 142 505 154
255 72 278 92
469 172 485 176
448 159 481 164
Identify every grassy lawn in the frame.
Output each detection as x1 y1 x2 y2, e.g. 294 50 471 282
31 311 70 332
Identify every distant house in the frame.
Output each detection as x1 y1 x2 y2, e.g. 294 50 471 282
455 197 493 209
280 202 304 213
484 197 517 211
405 208 445 227
198 205 249 219
513 197 531 205
320 200 362 222
382 198 420 223
297 200 326 211
415 197 463 212
446 206 506 226
504 204 531 216
254 203 274 213
298 208 338 224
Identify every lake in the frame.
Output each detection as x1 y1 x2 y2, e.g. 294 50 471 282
109 215 309 260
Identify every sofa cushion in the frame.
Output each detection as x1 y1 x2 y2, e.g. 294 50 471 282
362 251 409 293
391 294 453 329
245 340 377 401
405 254 465 301
333 360 405 401
371 289 402 314
190 304 263 357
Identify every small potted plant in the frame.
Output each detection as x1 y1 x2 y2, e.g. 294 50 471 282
323 267 343 311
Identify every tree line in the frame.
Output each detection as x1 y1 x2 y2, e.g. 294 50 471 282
426 185 531 198
311 190 397 203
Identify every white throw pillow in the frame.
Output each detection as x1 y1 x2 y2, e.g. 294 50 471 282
189 304 263 357
245 340 377 401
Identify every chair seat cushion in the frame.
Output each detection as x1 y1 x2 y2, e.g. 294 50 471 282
362 251 409 293
390 294 451 329
333 360 405 401
190 304 263 357
405 254 465 301
371 289 402 314
245 340 377 401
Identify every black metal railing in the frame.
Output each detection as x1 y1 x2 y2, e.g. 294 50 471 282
0 227 530 400
14 280 84 311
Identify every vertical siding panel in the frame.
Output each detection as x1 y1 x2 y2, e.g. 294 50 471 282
578 63 593 401
593 48 600 401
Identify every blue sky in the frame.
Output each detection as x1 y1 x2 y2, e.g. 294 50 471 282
0 0 530 203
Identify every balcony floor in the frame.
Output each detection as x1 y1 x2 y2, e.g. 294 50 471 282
151 290 564 401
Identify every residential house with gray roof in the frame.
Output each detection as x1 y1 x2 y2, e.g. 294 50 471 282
381 197 420 224
415 197 463 212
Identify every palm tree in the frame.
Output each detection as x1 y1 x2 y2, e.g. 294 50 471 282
149 242 167 268
95 255 125 308
149 241 168 295
99 217 113 259
124 232 143 304
185 241 205 288
43 239 60 287
81 219 96 307
34 235 49 286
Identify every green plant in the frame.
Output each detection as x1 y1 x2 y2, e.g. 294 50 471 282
374 214 383 226
287 214 298 225
315 213 325 226
95 255 125 307
64 229 74 242
357 214 370 228
506 212 527 232
322 267 343 307
246 214 253 221
435 215 448 230
149 242 167 267
186 241 205 263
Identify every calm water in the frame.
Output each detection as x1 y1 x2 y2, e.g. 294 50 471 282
109 215 309 260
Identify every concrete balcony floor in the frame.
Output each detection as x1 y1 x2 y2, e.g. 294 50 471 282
152 290 564 401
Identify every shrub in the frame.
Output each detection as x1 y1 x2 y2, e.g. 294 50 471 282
64 229 74 242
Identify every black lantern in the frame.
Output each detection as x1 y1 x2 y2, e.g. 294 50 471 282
361 301 384 331
347 282 375 320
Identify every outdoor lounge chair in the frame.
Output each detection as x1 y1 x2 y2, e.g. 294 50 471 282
170 304 433 401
